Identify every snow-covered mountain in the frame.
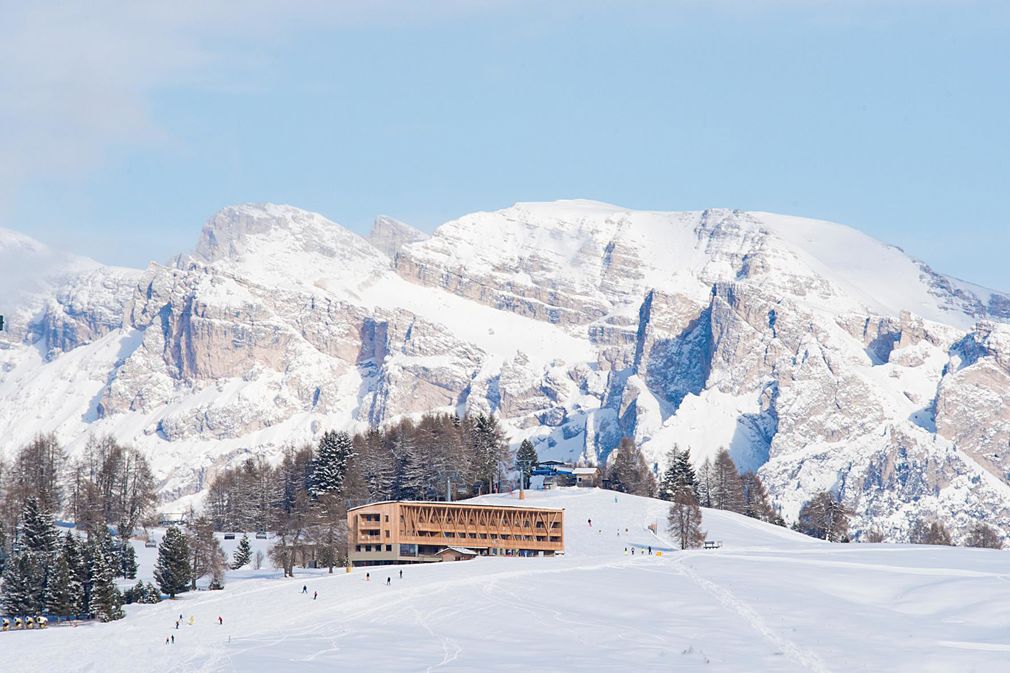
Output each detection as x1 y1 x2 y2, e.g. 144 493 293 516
3 200 1010 540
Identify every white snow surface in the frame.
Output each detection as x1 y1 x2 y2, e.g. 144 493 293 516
4 489 1009 672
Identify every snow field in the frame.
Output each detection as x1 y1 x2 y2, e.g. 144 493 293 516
3 488 1009 672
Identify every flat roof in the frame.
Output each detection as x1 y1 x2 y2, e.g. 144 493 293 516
348 500 564 513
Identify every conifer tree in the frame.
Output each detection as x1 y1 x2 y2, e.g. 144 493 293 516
696 457 714 507
607 438 657 497
667 489 706 550
0 522 8 576
61 531 88 615
310 431 355 497
18 496 60 557
516 439 538 489
45 554 80 621
1 551 37 615
87 546 124 622
740 472 783 525
709 449 745 513
471 414 510 494
143 582 162 603
658 446 697 501
120 539 138 579
154 525 191 598
231 533 253 569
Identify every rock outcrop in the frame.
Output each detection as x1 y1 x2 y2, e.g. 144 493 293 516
3 200 1010 542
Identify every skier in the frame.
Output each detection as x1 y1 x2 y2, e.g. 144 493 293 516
588 518 592 527
386 577 391 586
166 638 170 645
631 547 635 555
302 585 308 594
179 613 183 621
648 546 652 555
175 620 180 629
171 635 175 644
399 569 403 579
624 547 628 555
313 591 318 600
218 616 223 625
366 572 370 582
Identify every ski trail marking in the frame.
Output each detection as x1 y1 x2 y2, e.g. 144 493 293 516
675 557 834 673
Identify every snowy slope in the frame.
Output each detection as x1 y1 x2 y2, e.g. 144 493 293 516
4 489 1009 673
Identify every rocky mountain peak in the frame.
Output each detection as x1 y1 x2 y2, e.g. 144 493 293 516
367 215 428 259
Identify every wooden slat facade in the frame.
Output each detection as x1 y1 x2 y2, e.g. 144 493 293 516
347 501 564 565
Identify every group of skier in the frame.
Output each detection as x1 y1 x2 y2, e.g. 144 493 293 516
1 616 49 631
165 612 223 645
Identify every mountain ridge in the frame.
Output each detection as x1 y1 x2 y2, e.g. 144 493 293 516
2 201 1010 542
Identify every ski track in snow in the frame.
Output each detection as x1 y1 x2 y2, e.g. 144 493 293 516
667 559 833 673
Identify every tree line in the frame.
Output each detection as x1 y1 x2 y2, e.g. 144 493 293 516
204 413 512 575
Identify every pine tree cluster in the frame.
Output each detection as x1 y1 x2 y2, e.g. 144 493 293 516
0 498 126 622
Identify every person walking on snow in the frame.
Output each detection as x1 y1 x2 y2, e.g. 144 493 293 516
218 616 223 625
399 569 403 579
302 585 308 594
387 577 391 586
366 572 370 581
313 591 317 600
171 635 175 644
588 518 592 527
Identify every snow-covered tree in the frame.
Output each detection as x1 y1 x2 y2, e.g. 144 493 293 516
119 539 138 579
658 446 696 501
695 457 713 507
2 551 39 615
154 525 191 598
667 490 706 550
0 522 8 576
61 531 88 615
515 439 538 489
45 554 80 620
231 534 253 569
87 544 124 622
470 414 511 494
310 431 355 498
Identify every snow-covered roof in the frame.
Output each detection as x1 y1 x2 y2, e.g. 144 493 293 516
572 467 600 475
436 546 478 556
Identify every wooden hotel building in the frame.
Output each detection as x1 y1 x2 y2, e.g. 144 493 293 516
347 501 565 566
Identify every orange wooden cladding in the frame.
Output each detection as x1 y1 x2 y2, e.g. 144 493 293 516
348 501 564 555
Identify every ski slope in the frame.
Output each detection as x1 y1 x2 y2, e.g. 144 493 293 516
4 489 1009 672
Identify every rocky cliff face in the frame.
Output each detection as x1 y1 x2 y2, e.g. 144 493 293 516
3 200 1010 540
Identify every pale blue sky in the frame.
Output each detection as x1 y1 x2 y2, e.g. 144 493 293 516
3 1 1009 289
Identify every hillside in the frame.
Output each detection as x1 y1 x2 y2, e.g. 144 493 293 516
2 201 1010 539
2 489 1008 673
